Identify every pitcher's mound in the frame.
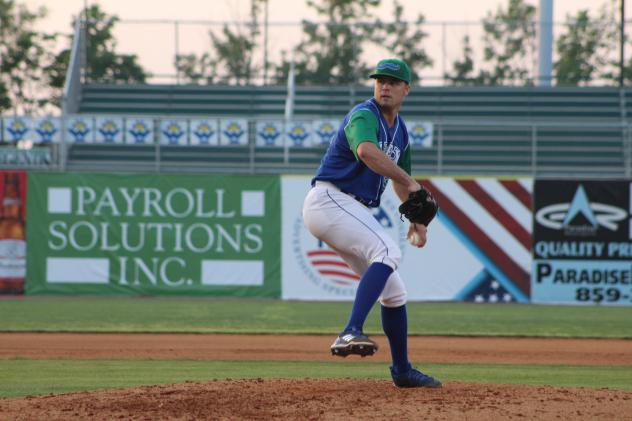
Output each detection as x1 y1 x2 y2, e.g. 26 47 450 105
2 379 631 420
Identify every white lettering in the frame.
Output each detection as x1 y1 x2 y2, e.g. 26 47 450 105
160 257 186 286
119 188 141 216
195 189 215 217
69 221 98 251
146 223 171 252
244 224 263 253
173 223 183 252
118 256 129 285
121 222 145 252
132 257 159 286
216 224 240 252
48 221 67 250
100 222 120 251
215 189 235 218
165 188 194 218
185 223 214 253
76 187 96 215
94 188 120 216
143 189 165 217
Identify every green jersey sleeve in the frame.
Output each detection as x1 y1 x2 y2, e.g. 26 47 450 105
398 143 412 175
344 109 379 160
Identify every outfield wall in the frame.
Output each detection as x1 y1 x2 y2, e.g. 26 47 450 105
1 170 630 305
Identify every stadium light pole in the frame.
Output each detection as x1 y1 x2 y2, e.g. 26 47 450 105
82 0 89 84
620 0 625 87
537 0 553 86
263 0 269 85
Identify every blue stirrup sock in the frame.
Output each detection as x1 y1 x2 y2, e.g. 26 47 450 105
381 304 410 374
342 262 393 334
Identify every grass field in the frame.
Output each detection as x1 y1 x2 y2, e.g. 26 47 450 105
1 360 630 398
2 296 631 337
1 297 631 398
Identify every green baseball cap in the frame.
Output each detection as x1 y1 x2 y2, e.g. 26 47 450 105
369 58 411 84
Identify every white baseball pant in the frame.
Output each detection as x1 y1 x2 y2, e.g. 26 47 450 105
302 181 407 307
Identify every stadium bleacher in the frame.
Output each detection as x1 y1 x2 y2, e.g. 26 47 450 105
62 84 629 177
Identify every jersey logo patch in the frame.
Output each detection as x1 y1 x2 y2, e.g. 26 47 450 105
384 143 401 163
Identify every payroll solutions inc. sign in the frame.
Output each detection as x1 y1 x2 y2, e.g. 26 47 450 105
26 172 281 296
532 180 632 305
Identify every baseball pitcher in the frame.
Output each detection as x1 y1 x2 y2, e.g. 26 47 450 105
302 58 441 388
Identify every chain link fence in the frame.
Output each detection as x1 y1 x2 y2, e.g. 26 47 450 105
104 17 629 86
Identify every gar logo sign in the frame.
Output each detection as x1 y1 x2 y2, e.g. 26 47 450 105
292 195 406 297
536 184 626 236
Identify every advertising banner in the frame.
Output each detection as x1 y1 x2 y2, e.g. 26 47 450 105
190 119 219 146
0 171 27 294
407 121 433 148
95 117 124 143
0 148 51 167
282 176 532 302
256 121 284 146
66 115 94 143
159 120 188 145
311 120 338 145
126 118 154 144
532 180 632 305
285 121 312 147
26 173 281 296
219 119 248 145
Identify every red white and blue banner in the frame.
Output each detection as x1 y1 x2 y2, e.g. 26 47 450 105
281 176 532 302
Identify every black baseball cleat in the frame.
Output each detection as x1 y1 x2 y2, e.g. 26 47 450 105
390 364 442 388
330 331 378 357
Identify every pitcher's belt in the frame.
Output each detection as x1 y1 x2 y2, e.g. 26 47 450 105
314 181 371 207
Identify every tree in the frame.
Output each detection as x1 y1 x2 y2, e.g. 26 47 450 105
175 53 216 85
478 0 537 85
554 10 614 86
587 1 627 85
273 0 381 86
177 0 265 85
47 4 148 106
369 1 432 84
445 35 480 86
0 0 56 114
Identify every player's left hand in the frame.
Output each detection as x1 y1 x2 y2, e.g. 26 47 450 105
407 223 427 248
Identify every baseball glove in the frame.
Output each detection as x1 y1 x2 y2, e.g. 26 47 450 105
398 187 438 226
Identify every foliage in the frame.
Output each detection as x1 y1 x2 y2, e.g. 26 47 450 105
273 0 381 85
445 35 479 86
177 0 265 85
47 5 148 107
591 1 629 85
175 53 216 85
368 0 432 84
478 0 537 85
555 6 617 86
0 0 56 113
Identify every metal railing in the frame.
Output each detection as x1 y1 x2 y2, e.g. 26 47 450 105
99 16 628 87
2 116 626 178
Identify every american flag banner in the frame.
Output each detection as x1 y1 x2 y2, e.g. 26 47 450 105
419 178 532 302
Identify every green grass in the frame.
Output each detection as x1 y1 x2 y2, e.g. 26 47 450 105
1 359 630 398
1 297 631 338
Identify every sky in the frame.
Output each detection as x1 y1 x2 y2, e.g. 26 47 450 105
22 0 622 84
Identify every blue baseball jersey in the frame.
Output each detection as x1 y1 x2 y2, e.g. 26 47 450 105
312 97 411 208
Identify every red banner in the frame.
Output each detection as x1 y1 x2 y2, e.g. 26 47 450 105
0 171 27 294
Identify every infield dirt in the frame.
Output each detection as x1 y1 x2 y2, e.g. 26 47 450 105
1 333 631 420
